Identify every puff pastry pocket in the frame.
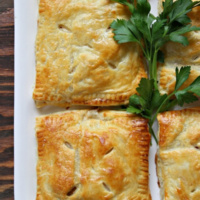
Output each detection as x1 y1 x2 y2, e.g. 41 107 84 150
36 110 151 200
157 0 200 95
157 109 200 200
33 0 147 108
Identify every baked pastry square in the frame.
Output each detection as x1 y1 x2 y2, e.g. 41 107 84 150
157 0 200 94
36 110 151 200
157 109 200 200
33 0 146 107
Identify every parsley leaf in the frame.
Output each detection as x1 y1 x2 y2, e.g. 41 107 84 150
136 78 154 107
187 77 200 96
111 20 139 43
127 106 142 114
175 66 191 90
175 91 198 106
169 25 200 46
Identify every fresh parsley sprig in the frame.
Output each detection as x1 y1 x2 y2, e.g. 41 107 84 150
128 67 200 143
111 0 200 142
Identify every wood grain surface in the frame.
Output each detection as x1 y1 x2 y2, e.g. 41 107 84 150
0 0 14 199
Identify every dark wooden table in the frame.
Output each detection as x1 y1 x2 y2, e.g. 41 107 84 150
0 0 14 199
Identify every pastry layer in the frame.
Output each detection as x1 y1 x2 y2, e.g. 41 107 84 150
33 0 146 107
158 0 200 94
36 110 151 200
157 109 200 200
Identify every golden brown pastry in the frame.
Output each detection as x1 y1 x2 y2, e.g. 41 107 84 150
157 109 200 200
33 0 147 108
158 0 200 95
36 110 151 199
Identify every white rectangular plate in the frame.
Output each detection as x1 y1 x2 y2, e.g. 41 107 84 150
14 0 167 199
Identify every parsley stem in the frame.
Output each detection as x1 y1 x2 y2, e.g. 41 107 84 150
148 91 177 143
138 43 149 60
152 51 158 90
148 51 158 90
148 123 158 144
149 91 175 131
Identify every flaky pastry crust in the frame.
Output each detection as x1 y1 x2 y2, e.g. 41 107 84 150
36 110 151 200
157 109 200 200
33 0 147 107
157 0 200 94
